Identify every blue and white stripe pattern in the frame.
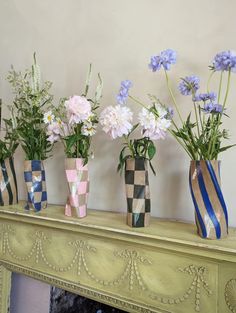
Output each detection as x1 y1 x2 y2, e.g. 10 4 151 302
0 157 18 206
189 160 228 239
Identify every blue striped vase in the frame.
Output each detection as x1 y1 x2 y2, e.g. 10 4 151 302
0 157 18 206
24 160 47 212
189 160 228 239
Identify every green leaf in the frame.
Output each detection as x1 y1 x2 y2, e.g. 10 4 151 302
148 142 156 160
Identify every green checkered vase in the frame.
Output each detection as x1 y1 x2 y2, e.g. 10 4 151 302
125 158 150 227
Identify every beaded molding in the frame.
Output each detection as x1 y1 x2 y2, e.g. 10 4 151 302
0 223 212 312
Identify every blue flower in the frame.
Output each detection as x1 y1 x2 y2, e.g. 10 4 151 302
178 76 200 96
213 50 236 72
193 92 217 102
149 49 177 72
203 103 223 114
116 80 132 105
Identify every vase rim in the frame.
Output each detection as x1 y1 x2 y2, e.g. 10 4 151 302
190 159 221 162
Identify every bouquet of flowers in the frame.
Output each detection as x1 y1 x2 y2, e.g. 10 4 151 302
100 80 172 175
148 49 236 160
7 53 53 161
0 100 18 162
44 65 103 165
0 99 19 206
147 49 236 239
7 53 53 211
100 80 171 228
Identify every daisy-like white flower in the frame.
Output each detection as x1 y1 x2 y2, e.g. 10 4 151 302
100 105 133 139
46 121 61 143
43 111 55 124
81 121 97 136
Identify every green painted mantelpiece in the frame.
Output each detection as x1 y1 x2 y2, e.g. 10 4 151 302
0 204 236 313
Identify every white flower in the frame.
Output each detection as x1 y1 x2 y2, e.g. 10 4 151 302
155 104 168 118
138 107 171 140
100 105 133 139
81 121 97 136
65 95 92 125
138 108 156 130
43 111 55 124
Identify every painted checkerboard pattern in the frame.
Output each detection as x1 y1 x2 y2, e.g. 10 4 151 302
65 158 89 218
125 158 150 227
24 160 47 211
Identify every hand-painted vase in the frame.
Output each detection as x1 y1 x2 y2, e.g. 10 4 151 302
189 160 228 239
65 158 89 218
125 158 150 227
24 160 47 211
0 157 18 206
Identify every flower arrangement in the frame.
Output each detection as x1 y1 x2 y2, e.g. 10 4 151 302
44 64 103 164
7 53 53 160
100 80 172 174
0 100 18 162
148 49 236 160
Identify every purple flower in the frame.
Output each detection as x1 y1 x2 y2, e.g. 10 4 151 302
167 107 174 118
149 49 177 72
193 92 217 102
213 50 236 72
116 80 132 105
178 76 200 96
203 103 223 114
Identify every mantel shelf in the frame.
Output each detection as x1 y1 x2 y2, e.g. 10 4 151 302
0 204 236 313
0 204 236 259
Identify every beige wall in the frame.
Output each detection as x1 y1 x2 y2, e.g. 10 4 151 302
1 1 236 312
1 0 236 227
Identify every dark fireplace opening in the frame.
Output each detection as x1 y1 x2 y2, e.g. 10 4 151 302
50 287 127 313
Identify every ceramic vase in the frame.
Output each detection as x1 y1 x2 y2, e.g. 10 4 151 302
0 157 18 206
125 158 150 227
24 160 47 211
65 158 89 218
189 160 228 239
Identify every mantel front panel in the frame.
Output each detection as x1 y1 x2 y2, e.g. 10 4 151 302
0 220 219 313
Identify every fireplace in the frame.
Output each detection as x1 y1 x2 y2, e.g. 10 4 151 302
50 287 126 313
0 203 235 313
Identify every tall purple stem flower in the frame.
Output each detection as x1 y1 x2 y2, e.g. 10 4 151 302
149 49 177 71
116 80 132 105
213 50 236 72
193 92 217 102
179 76 200 96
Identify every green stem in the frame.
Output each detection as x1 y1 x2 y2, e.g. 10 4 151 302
193 100 200 137
217 71 223 103
128 95 148 109
124 136 134 158
164 70 184 124
168 129 194 159
207 70 215 92
222 70 231 109
209 69 231 159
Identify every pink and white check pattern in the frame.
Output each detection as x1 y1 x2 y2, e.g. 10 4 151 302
65 158 89 218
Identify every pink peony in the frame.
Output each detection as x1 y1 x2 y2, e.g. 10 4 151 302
65 95 92 124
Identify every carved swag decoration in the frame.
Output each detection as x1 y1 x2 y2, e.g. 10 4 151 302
0 224 212 312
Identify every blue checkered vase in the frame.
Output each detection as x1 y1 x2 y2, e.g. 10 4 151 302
24 160 47 211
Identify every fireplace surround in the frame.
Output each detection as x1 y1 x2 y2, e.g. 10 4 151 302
0 204 236 313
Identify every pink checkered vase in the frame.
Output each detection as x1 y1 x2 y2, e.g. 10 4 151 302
64 158 89 218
